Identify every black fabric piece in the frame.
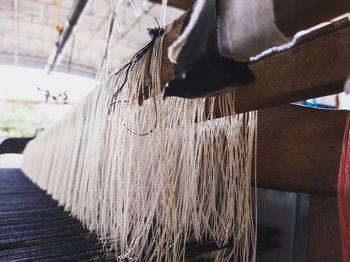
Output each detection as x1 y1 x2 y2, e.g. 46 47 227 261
163 0 255 99
0 137 34 154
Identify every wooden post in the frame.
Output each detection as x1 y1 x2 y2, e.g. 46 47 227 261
307 196 342 261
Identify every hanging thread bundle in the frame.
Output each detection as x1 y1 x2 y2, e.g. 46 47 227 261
22 21 257 262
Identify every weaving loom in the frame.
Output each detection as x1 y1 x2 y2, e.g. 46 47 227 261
21 25 259 261
1 0 350 261
0 169 283 261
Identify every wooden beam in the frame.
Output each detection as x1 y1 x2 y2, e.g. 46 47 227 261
160 14 350 115
234 19 350 114
274 0 350 37
257 104 348 196
151 0 349 38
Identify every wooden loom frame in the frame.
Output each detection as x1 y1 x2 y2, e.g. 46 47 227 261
149 0 350 260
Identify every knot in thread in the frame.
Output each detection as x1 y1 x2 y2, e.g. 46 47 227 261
147 27 164 40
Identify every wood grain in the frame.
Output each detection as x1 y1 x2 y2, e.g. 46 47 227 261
258 105 346 260
234 24 350 114
273 0 350 37
307 196 341 262
257 104 348 196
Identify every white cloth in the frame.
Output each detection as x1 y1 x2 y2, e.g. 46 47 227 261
169 0 291 63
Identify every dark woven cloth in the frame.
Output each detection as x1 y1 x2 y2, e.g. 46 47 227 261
0 168 114 262
0 169 281 261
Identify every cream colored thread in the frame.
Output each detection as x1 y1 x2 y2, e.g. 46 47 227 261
22 26 257 262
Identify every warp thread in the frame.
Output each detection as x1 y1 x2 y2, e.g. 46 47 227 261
109 19 163 136
22 19 258 262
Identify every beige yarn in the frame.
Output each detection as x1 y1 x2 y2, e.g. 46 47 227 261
22 24 257 262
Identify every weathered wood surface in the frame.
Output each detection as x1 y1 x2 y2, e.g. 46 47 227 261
257 104 348 196
273 0 350 37
258 105 346 261
234 20 350 114
307 196 341 262
160 14 350 115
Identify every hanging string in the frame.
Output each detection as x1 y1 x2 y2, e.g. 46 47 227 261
96 0 123 87
22 15 258 261
110 18 163 103
160 0 168 27
67 35 75 74
96 0 167 87
96 13 116 86
109 18 164 136
129 0 143 17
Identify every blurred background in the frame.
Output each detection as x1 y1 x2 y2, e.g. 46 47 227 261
0 0 182 167
0 0 349 168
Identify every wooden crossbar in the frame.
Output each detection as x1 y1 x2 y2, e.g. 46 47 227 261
158 14 350 115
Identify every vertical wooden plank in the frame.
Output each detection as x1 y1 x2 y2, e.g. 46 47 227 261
257 105 347 195
307 196 341 262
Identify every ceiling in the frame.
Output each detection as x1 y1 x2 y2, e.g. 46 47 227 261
0 0 183 78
